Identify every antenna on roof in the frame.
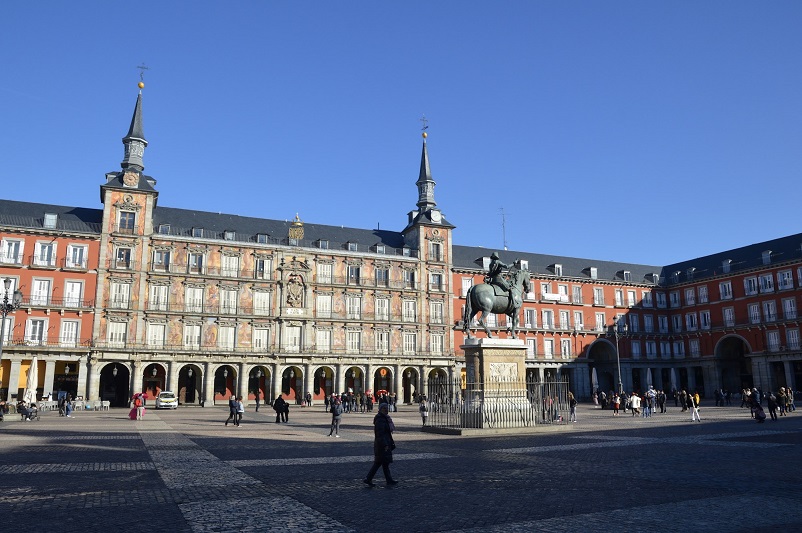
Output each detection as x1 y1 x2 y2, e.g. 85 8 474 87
500 207 508 250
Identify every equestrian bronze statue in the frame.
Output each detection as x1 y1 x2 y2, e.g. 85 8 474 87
463 258 531 339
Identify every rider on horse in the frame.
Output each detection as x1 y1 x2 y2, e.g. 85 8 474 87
487 252 511 294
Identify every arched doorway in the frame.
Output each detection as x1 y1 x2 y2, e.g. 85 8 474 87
715 335 752 391
178 364 202 406
214 365 237 402
587 339 619 393
373 367 392 397
345 367 363 394
402 368 419 403
282 366 301 403
99 363 130 407
142 363 164 401
247 366 269 404
314 367 333 400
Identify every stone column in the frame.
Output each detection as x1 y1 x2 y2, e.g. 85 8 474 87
304 362 313 404
203 362 215 406
168 360 179 394
8 358 21 400
131 359 142 396
87 357 98 401
270 363 280 404
43 360 56 398
77 357 88 399
365 364 374 395
238 361 247 401
393 364 402 396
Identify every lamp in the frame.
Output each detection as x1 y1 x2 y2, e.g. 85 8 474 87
256 369 262 379
188 367 193 378
112 364 118 377
0 277 24 364
223 368 228 378
65 364 71 374
151 366 157 377
608 317 629 395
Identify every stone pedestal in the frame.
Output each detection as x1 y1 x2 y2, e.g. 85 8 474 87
460 338 529 429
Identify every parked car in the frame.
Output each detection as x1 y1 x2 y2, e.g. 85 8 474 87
155 391 178 409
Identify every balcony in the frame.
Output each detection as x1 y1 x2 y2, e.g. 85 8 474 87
0 254 23 266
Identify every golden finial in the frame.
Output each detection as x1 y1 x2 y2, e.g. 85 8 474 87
420 114 429 139
138 81 145 89
136 63 149 91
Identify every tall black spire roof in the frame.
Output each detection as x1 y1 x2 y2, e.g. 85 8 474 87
121 89 147 172
415 133 436 210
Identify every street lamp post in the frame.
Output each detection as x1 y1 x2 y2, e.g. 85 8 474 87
609 318 628 395
0 278 24 362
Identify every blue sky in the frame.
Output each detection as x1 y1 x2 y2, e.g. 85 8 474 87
2 3 801 266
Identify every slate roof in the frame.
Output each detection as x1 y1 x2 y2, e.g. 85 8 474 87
0 199 102 234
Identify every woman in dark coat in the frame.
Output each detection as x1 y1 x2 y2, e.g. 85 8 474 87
363 403 398 486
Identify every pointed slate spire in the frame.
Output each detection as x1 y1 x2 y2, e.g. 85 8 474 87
121 86 148 172
415 131 436 210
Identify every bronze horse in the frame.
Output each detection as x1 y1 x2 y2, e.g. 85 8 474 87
463 267 531 339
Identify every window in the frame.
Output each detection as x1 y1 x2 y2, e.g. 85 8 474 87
257 234 269 244
115 247 132 269
158 224 171 235
44 213 58 229
719 281 733 300
30 279 51 306
347 296 362 320
192 227 204 238
375 298 389 321
543 339 554 359
572 286 583 304
184 324 201 349
348 242 358 252
631 341 641 359
429 242 442 261
153 250 171 272
119 211 136 233
375 330 390 354
686 313 698 331
34 242 56 267
404 270 416 289
554 264 563 276
317 263 333 284
614 289 624 307
559 310 570 329
762 250 772 265
698 285 708 304
110 282 131 309
782 298 797 320
627 290 636 307
623 270 631 282
673 341 686 358
1 239 23 264
589 267 598 280
573 311 583 330
744 277 758 296
644 315 654 333
64 281 83 307
689 338 700 357
595 312 606 332
107 321 127 348
147 323 165 347
430 273 443 291
431 333 444 354
66 244 88 269
762 301 777 322
376 244 385 254
684 288 695 306
486 313 497 327
149 285 168 311
188 252 204 274
220 289 238 314
403 332 417 354
253 328 270 351
315 329 331 353
254 291 272 316
526 339 536 358
542 310 554 329
660 341 671 359
541 282 552 296
224 230 235 241
656 292 667 308
766 330 780 352
722 260 732 273
524 309 536 328
786 328 800 350
748 303 761 324
218 325 236 350
185 286 204 313
60 320 78 347
560 339 571 358
593 288 604 306
462 278 473 297
316 294 332 318
221 255 239 277
347 265 361 285
628 314 640 333
402 247 411 257
778 270 794 290
430 301 444 324
375 267 389 287
723 307 735 327
658 316 668 334
700 311 711 330
346 330 361 353
645 341 657 359
255 258 272 280
403 300 416 322
759 274 774 293
672 315 682 333
669 292 680 308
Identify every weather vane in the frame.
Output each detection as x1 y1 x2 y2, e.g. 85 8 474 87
420 114 429 132
136 62 149 82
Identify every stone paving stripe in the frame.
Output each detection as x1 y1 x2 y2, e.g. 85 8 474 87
228 452 449 467
0 462 155 474
178 496 355 533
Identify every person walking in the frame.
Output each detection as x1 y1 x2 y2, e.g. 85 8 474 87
235 396 244 427
273 394 287 423
225 395 237 426
328 397 343 437
689 392 701 422
419 396 429 426
568 392 577 422
363 403 398 487
254 390 260 412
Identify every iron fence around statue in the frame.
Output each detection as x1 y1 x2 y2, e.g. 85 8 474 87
421 377 570 430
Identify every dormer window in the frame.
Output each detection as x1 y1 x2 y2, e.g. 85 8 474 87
762 250 772 265
589 267 597 280
686 267 696 280
722 259 732 274
257 233 269 244
318 240 329 250
376 244 385 254
671 271 681 283
158 224 171 235
348 242 358 252
402 247 411 257
224 231 235 241
519 260 529 271
192 227 204 238
44 213 57 229
623 270 631 282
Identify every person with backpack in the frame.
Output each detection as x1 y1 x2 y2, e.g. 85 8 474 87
328 397 344 437
419 396 429 426
568 391 577 422
225 395 237 426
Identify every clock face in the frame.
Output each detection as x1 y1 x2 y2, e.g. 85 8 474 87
430 210 442 223
122 172 139 187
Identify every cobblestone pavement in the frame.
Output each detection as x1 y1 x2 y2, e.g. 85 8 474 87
1 402 800 532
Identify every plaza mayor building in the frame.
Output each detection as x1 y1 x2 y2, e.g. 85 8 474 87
1 87 801 406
